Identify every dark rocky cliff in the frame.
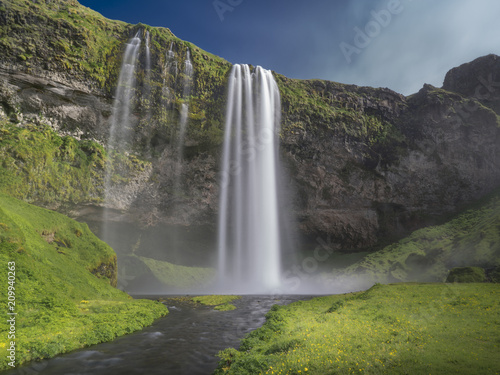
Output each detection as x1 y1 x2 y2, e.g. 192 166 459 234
0 0 499 262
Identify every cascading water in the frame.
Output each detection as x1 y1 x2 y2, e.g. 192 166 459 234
106 31 141 154
102 32 141 245
217 64 282 293
143 31 152 126
176 47 193 159
167 41 175 59
145 31 151 73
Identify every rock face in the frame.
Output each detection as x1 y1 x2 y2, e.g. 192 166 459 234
1 0 499 260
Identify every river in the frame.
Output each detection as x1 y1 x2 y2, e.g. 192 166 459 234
8 295 310 375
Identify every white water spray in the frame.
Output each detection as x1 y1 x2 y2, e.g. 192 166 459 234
145 31 151 73
167 41 175 59
106 31 141 153
217 64 282 293
177 47 193 157
102 32 141 244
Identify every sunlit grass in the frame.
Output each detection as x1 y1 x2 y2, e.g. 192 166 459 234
215 283 500 374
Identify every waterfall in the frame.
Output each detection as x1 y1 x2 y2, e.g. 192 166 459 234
106 31 141 153
145 31 151 74
177 47 193 158
102 32 141 248
217 64 282 293
167 41 175 59
166 42 178 77
171 47 194 206
144 31 152 125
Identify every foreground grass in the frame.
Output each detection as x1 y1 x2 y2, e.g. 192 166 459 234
215 283 500 374
0 194 168 370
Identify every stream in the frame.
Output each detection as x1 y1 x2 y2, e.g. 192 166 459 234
8 295 310 375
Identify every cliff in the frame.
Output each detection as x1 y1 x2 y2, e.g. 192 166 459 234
0 0 499 264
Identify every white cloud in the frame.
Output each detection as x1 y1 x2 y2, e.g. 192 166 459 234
326 0 500 95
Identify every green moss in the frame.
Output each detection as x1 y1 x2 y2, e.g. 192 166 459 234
0 194 168 370
215 283 500 374
214 303 237 311
0 121 105 204
0 120 151 207
192 295 241 311
1 0 131 91
138 256 215 289
446 267 486 283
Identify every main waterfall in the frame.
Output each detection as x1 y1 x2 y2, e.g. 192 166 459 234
217 64 282 293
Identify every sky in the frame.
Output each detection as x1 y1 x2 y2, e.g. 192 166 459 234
78 0 500 96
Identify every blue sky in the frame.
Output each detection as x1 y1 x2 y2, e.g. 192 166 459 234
78 0 500 95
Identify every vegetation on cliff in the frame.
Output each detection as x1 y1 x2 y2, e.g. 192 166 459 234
0 194 168 370
0 120 105 205
336 188 500 284
0 119 150 208
215 283 500 374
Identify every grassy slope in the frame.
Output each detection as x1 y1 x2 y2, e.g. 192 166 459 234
0 194 168 370
215 283 500 375
335 189 500 284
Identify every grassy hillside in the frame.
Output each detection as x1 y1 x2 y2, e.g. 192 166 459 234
215 283 500 374
0 194 168 370
333 189 500 284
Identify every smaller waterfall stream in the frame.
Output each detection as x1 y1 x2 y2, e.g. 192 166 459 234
106 32 141 154
172 47 194 204
177 47 193 157
145 31 151 73
102 32 141 245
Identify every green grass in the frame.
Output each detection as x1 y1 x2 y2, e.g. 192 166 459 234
337 189 500 284
192 295 241 311
446 267 486 283
214 303 237 311
137 255 215 289
0 194 168 370
215 283 500 375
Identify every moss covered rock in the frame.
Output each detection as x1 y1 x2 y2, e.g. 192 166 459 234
446 267 487 283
